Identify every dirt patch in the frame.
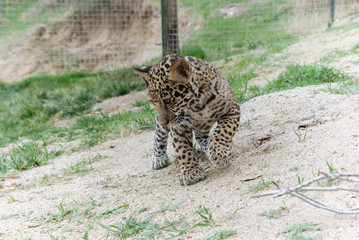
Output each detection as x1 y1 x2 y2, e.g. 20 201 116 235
1 85 359 239
53 90 148 128
0 1 202 82
91 90 147 116
0 0 161 82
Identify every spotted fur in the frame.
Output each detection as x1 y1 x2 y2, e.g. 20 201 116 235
133 54 240 185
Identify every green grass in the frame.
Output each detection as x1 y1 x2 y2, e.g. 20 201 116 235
283 222 321 240
326 77 359 95
96 203 218 239
0 101 154 177
0 141 64 177
0 106 154 179
230 64 354 104
179 0 297 60
99 204 129 218
0 68 153 177
265 64 347 92
62 101 155 148
98 213 159 239
0 69 145 147
325 20 359 33
65 154 106 176
260 205 288 219
0 0 67 39
46 203 77 223
157 200 186 213
203 229 237 240
248 178 271 193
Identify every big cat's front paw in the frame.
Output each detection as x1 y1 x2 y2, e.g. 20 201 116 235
179 165 207 186
207 138 232 168
152 155 170 170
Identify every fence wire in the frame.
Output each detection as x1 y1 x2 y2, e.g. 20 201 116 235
0 0 359 81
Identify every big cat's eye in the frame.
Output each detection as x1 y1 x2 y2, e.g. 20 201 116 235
163 98 171 104
161 91 171 104
161 92 169 98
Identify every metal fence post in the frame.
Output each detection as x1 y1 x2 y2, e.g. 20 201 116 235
330 0 335 23
161 0 179 57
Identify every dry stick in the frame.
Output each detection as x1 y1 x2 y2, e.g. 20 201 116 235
251 173 359 214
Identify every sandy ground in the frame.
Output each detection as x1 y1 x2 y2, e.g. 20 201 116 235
1 84 359 239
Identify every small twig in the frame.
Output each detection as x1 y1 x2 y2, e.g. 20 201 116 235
251 172 359 214
241 174 262 182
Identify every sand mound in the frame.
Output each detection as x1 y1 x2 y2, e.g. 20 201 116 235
1 85 359 239
0 0 162 81
0 0 202 82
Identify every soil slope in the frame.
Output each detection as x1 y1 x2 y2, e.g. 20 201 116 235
1 85 359 239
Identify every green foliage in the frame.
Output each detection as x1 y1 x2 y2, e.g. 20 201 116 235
231 64 353 104
194 205 215 226
181 45 206 59
223 207 244 219
0 69 145 147
264 64 348 93
0 69 151 176
317 161 339 186
100 204 129 218
96 203 220 239
46 203 76 223
283 222 320 240
63 103 155 149
0 141 64 174
326 78 359 95
0 0 66 38
203 229 237 240
158 200 186 213
65 154 106 176
293 129 307 143
260 205 288 219
248 178 271 193
97 213 158 239
326 161 338 174
179 0 297 61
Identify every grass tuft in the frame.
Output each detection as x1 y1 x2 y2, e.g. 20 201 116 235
100 204 129 218
0 69 145 147
0 141 64 175
231 64 353 103
265 64 348 93
203 229 237 240
283 222 320 240
248 178 271 193
97 213 158 239
65 154 106 176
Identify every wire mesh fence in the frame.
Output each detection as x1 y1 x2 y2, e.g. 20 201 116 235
0 0 359 81
0 0 162 81
178 0 359 60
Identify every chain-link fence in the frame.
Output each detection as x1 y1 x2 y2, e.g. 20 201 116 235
178 0 359 60
1 0 359 81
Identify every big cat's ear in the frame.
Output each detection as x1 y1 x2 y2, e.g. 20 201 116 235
133 65 152 78
169 58 192 84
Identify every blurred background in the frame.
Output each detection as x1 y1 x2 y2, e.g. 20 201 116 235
1 0 359 82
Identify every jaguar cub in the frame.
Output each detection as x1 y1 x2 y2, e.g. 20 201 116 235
133 54 240 185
